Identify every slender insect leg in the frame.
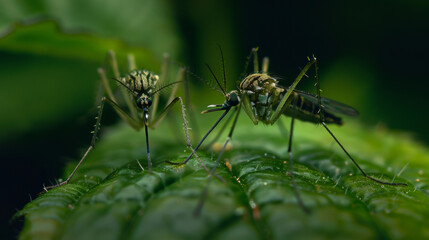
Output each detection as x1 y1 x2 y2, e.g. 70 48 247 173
105 97 146 170
313 56 325 122
44 97 105 191
166 108 232 165
320 123 407 186
194 105 241 216
98 68 116 103
253 48 259 73
262 57 269 74
151 97 224 181
103 97 142 130
151 67 183 142
312 58 407 187
127 53 136 71
150 68 184 129
194 137 230 216
203 107 238 150
108 50 138 119
151 53 169 122
276 117 289 139
144 118 152 172
184 68 201 142
239 48 259 80
287 95 311 213
176 96 225 182
269 57 317 123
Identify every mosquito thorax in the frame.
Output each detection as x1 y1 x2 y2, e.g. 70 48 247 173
121 70 159 95
240 73 284 123
240 74 279 93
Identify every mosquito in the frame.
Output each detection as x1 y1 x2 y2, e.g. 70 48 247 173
43 50 208 191
169 47 408 214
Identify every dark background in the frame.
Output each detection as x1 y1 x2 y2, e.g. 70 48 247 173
1 0 428 238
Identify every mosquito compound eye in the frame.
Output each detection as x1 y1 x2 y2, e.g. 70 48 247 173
146 98 152 107
228 92 240 106
136 99 143 108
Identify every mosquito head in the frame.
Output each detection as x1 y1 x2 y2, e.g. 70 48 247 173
225 90 240 107
137 95 152 110
201 90 240 114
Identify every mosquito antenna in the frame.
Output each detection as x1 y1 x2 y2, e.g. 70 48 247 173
112 77 138 97
217 44 227 92
150 80 182 97
186 66 225 95
169 57 225 96
205 63 226 96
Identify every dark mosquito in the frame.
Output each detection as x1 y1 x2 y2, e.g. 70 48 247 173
168 47 408 215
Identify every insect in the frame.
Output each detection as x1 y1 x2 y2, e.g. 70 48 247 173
43 50 205 191
170 47 408 214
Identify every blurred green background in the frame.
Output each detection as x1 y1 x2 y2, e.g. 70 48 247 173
1 0 428 238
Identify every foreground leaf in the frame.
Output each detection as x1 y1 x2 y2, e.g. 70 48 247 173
15 118 429 239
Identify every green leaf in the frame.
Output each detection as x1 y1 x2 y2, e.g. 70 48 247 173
15 118 429 239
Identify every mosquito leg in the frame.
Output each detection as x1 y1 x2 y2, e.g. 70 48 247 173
184 69 201 142
320 123 407 186
194 105 241 216
253 48 259 73
313 56 325 122
44 97 105 191
98 68 117 103
149 95 221 180
127 53 136 71
144 121 152 173
287 96 311 213
166 108 232 165
104 97 142 130
108 50 138 119
150 68 184 129
312 58 407 187
262 57 269 74
239 48 259 80
276 117 289 139
203 107 237 150
151 53 169 122
176 96 225 182
194 137 230 216
154 68 183 142
269 56 317 123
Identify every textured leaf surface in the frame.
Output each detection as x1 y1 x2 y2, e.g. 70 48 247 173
16 118 429 239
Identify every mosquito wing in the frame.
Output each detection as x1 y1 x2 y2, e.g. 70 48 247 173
294 89 359 117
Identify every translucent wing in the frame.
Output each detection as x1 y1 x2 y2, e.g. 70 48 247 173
294 89 359 117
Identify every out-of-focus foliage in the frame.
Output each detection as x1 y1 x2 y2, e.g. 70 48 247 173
0 0 182 141
0 0 181 57
0 22 162 140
